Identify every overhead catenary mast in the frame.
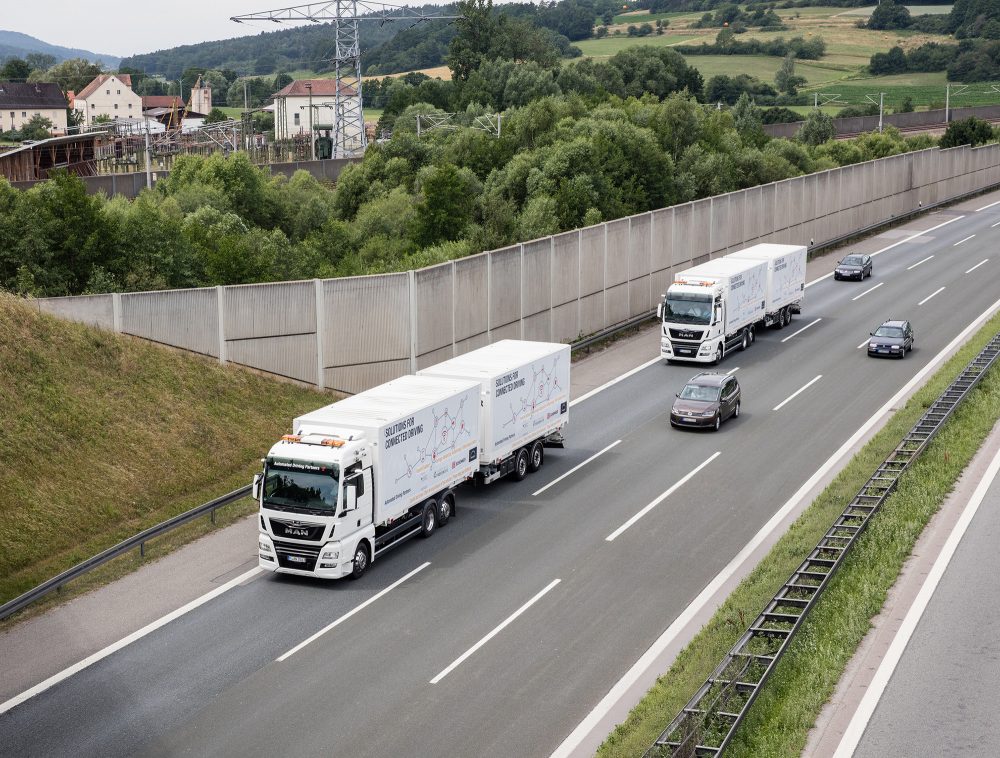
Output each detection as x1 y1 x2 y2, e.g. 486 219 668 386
231 1 461 157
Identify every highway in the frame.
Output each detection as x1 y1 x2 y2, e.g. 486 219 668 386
4 198 1000 758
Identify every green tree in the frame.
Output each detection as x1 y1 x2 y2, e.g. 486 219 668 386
868 0 911 30
29 58 103 94
796 110 836 146
24 53 56 71
448 0 497 82
205 108 228 124
774 54 806 96
18 115 55 140
415 162 478 245
1 58 32 81
939 117 996 148
732 92 766 147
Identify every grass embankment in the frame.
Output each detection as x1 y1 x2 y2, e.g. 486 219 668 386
598 310 1000 758
0 293 329 618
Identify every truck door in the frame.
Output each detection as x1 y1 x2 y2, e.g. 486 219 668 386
342 467 373 531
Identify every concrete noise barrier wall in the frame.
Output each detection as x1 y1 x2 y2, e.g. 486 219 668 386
34 144 1000 395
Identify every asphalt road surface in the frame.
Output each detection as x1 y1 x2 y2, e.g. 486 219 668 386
4 200 1000 758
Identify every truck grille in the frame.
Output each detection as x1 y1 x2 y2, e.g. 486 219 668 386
669 328 704 340
273 538 322 572
270 518 326 541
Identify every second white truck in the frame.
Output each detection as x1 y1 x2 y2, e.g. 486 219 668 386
254 340 570 580
658 243 807 363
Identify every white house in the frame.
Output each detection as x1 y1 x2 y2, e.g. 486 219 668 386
0 82 68 135
272 79 359 142
72 74 143 126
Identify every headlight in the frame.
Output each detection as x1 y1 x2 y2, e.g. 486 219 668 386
869 342 877 349
890 345 900 351
321 549 340 560
661 338 669 348
702 410 716 417
259 539 272 552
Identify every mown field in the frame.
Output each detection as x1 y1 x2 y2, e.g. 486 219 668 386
0 293 329 618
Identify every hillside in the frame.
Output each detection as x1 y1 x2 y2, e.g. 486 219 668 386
0 293 328 607
0 30 120 68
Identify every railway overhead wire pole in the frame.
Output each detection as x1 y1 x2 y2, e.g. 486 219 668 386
231 1 461 157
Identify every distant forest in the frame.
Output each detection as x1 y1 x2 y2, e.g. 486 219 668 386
121 0 609 78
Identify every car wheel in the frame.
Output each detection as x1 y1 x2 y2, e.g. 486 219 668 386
734 400 740 419
350 543 369 579
713 413 721 432
528 440 544 472
512 447 529 481
834 273 840 280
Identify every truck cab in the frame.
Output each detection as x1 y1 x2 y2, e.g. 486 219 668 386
256 431 376 580
659 280 727 363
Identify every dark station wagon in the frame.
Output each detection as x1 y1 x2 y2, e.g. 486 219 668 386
867 319 914 359
670 372 741 431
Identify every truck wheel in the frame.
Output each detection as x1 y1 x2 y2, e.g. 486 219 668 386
420 501 437 538
749 326 756 344
714 345 723 365
512 448 530 481
438 495 453 526
784 306 792 325
350 543 369 579
529 441 544 472
739 330 749 352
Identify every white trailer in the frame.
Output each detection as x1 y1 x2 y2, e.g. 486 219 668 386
726 243 807 328
658 257 768 364
419 340 570 482
254 340 570 580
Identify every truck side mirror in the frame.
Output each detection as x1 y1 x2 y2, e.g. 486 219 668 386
656 303 662 319
252 473 262 501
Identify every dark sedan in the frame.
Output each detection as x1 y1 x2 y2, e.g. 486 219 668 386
834 254 873 280
867 319 914 359
670 372 741 431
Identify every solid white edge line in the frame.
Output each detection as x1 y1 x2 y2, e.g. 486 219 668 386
726 366 740 374
430 578 560 684
954 234 976 246
975 199 1000 212
907 254 935 270
918 286 946 306
550 294 1000 758
857 339 870 349
852 282 884 301
833 444 1000 757
532 440 622 497
780 317 822 343
773 374 823 411
993 221 1000 228
0 566 263 716
605 452 721 542
804 216 964 289
570 357 661 408
277 561 431 662
965 259 989 274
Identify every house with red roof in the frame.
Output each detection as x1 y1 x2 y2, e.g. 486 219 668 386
272 79 359 142
72 73 143 126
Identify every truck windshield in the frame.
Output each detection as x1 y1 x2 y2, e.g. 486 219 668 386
263 463 340 513
663 293 713 325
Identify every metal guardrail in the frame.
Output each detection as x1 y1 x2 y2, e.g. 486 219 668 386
0 485 251 622
648 331 1000 756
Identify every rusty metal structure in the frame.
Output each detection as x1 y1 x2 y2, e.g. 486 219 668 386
0 133 108 182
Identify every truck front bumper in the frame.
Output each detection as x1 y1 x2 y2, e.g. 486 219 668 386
258 533 353 579
662 337 716 362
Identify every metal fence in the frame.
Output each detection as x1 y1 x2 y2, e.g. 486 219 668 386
34 143 1000 395
762 104 1000 140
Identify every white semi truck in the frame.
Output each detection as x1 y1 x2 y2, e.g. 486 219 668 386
658 243 807 364
254 340 570 580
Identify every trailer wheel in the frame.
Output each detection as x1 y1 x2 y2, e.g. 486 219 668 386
512 448 530 481
438 494 453 526
529 441 544 472
420 501 437 538
350 543 369 579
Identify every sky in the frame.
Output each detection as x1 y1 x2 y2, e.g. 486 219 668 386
2 1 362 60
